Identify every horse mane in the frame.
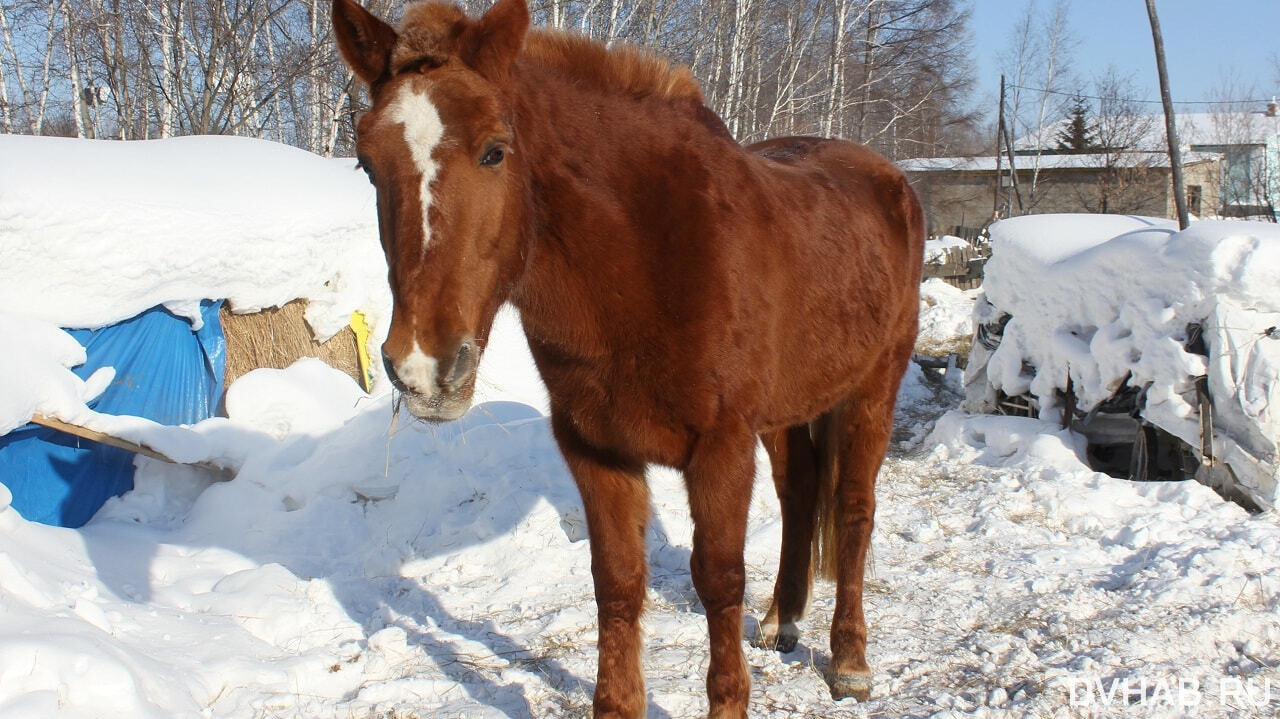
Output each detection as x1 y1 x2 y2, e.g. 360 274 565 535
392 2 468 73
522 30 704 104
391 1 704 105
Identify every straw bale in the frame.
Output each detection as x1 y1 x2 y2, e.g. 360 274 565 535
220 300 364 390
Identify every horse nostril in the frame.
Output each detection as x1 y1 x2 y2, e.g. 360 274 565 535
382 350 408 393
446 339 477 389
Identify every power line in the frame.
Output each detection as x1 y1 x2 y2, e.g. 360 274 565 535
1007 83 1276 107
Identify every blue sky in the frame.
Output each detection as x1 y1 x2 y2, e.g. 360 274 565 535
969 0 1280 112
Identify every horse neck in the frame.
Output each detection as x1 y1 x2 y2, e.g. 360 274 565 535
506 64 733 334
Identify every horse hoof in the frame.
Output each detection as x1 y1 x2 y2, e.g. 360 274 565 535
827 671 872 702
750 620 800 652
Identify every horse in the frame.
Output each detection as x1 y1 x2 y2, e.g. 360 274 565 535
332 0 923 715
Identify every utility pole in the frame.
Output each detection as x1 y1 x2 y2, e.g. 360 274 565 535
1145 0 1190 229
993 74 1006 220
1000 78 1024 216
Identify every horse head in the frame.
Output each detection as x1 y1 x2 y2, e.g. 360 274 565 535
334 0 530 421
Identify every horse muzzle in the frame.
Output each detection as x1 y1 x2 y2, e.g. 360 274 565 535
382 338 479 422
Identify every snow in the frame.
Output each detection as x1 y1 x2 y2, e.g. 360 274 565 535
0 310 110 436
916 278 977 358
2 139 1279 717
969 214 1280 506
923 235 970 265
1014 111 1280 152
898 151 1222 172
0 135 388 340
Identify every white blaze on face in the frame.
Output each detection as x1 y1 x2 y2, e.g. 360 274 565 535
398 341 439 396
385 84 445 252
385 84 446 395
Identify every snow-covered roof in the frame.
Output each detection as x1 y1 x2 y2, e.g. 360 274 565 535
900 151 1221 173
0 135 386 338
1013 111 1280 152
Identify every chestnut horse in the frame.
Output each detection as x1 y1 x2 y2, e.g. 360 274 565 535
333 0 923 715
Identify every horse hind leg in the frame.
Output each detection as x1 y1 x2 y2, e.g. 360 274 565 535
753 424 819 653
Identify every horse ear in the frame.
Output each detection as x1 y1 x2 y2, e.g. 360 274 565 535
332 0 398 86
461 0 529 82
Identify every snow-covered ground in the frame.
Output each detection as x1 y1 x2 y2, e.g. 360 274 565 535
5 330 1278 718
2 138 1279 718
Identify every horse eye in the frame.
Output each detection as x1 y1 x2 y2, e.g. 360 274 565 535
480 147 505 167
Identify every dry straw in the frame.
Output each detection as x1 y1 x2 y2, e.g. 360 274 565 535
220 300 364 391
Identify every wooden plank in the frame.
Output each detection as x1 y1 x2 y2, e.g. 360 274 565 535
30 413 232 478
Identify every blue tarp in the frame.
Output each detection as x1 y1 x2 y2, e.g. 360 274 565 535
0 301 225 527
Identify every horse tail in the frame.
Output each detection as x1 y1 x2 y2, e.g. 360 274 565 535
810 404 841 582
905 178 926 265
886 170 925 275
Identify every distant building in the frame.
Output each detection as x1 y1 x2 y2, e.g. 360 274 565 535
901 104 1279 237
1012 106 1280 219
901 152 1221 238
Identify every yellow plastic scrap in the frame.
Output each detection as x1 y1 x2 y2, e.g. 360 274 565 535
350 311 374 392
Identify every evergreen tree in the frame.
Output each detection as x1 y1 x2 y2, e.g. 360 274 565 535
1056 95 1098 153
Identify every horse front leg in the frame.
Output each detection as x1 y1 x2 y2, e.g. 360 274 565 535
827 392 894 703
553 416 650 719
685 426 756 719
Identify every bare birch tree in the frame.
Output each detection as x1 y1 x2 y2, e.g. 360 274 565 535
2 0 976 160
999 0 1076 211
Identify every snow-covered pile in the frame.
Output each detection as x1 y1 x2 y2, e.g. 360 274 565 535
0 134 387 336
924 234 970 264
916 278 977 357
969 214 1280 505
0 135 391 445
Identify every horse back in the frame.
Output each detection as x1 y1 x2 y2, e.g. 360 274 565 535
739 136 924 428
747 136 922 253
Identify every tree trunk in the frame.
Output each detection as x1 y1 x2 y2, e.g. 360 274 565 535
856 2 879 142
1027 0 1070 208
0 2 33 132
823 0 850 137
31 0 63 135
0 4 13 133
158 0 175 137
724 0 754 137
62 2 86 137
307 0 323 152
